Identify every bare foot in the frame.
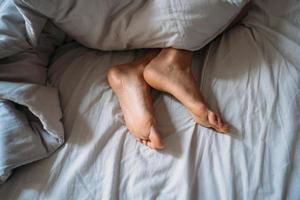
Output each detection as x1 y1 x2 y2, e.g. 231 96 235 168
107 52 164 149
144 48 230 133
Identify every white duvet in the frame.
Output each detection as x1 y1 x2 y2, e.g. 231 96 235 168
1 0 300 200
0 0 65 183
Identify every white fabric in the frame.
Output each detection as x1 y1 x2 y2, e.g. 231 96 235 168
15 0 248 51
0 82 64 183
0 20 65 84
1 0 300 199
0 0 65 84
0 0 45 59
0 0 65 183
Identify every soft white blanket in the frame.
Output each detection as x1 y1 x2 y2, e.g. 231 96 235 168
0 82 64 183
1 0 299 199
0 0 65 182
0 0 247 183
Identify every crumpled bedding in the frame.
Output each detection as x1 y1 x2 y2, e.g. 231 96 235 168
0 0 247 183
15 0 249 51
0 82 64 183
0 0 65 182
1 0 299 199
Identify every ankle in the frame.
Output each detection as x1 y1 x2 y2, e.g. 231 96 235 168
134 50 160 66
157 48 193 72
161 48 193 62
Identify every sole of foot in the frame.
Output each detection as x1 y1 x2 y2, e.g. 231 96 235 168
107 52 165 149
144 48 230 133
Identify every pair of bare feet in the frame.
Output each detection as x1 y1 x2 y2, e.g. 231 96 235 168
107 48 230 150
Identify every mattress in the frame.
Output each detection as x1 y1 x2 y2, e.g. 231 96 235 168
1 0 300 199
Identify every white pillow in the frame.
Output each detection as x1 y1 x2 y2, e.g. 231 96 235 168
15 0 249 51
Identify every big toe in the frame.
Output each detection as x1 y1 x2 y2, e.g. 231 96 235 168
207 111 219 127
208 111 230 133
147 126 165 150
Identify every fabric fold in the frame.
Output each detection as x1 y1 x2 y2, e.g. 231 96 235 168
0 81 64 183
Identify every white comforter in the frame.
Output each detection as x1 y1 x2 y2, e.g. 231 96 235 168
1 0 300 199
0 0 65 183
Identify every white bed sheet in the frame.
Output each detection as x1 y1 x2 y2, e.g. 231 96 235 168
1 0 300 199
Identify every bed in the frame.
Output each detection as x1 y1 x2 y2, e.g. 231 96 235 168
1 0 300 199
